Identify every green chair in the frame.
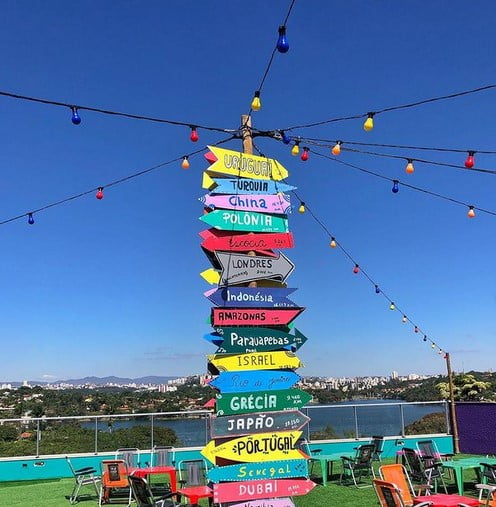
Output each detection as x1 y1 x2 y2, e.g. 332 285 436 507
340 444 376 488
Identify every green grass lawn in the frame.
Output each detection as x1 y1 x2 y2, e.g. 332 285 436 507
0 456 484 506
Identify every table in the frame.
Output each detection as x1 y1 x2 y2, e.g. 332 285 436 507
442 457 496 496
177 485 213 506
129 466 177 494
413 493 479 506
308 451 355 486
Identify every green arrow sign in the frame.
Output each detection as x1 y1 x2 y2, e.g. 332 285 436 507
199 209 289 233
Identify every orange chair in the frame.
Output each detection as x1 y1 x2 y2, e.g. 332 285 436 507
99 460 132 506
373 479 432 507
380 463 432 502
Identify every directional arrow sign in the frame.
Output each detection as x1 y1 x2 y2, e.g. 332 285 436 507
200 230 295 253
203 174 297 195
209 370 301 393
205 145 289 181
226 500 295 507
200 210 289 233
215 389 312 416
200 268 220 285
205 288 297 309
215 251 295 286
203 331 224 347
213 478 316 504
200 193 291 215
207 459 308 483
210 409 310 439
208 351 303 373
201 431 303 464
211 327 307 354
211 307 304 327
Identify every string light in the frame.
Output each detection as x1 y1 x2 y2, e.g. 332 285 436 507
389 302 395 310
423 335 427 342
181 156 190 169
276 25 289 53
405 159 415 174
298 202 306 213
402 315 407 323
28 213 35 225
431 343 436 349
251 91 261 111
301 147 309 161
291 140 300 156
71 107 81 125
375 285 380 294
281 131 291 144
468 206 476 218
330 238 337 248
353 264 360 274
392 180 399 193
332 142 342 155
414 326 419 333
465 151 475 168
96 187 104 200
190 126 199 142
363 113 375 131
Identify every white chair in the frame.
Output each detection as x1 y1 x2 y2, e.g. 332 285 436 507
65 456 101 505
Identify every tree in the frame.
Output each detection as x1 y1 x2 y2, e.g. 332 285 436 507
437 373 491 401
404 412 446 435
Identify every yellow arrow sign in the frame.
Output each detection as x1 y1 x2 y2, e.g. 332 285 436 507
205 146 289 181
202 172 216 190
201 431 304 464
208 351 303 372
200 268 220 285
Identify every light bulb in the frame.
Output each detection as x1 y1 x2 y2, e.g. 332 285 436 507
375 285 380 294
28 213 35 225
251 91 261 111
402 315 407 323
276 25 289 53
423 335 427 342
291 141 300 156
389 302 395 310
414 326 419 333
96 187 104 200
330 238 337 248
392 180 399 193
281 131 291 144
438 349 443 355
468 206 475 218
301 147 309 161
363 113 374 131
190 127 199 142
353 264 360 274
332 142 342 155
182 156 190 169
465 151 475 168
298 202 305 213
405 160 415 174
71 107 81 125
431 343 436 349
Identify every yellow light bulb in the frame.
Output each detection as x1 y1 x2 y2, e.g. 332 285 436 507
405 160 415 174
291 143 300 156
363 114 374 131
389 302 395 310
330 238 337 248
298 202 305 213
251 91 261 111
431 343 436 349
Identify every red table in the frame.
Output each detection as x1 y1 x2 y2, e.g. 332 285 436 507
177 485 213 505
414 493 479 506
129 466 177 494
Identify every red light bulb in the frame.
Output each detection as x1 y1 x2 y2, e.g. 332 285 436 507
353 264 360 274
414 326 419 333
465 151 475 168
301 147 309 161
96 187 104 200
190 127 199 142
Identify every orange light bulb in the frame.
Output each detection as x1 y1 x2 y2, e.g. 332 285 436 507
405 160 415 174
332 142 342 156
181 156 190 169
468 206 475 218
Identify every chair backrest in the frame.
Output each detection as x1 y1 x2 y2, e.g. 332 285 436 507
402 447 424 481
373 479 405 507
179 460 207 487
101 460 129 488
481 463 496 484
115 448 140 468
355 444 375 465
379 464 414 506
66 456 77 476
128 475 155 507
372 435 385 453
152 445 174 467
416 439 439 467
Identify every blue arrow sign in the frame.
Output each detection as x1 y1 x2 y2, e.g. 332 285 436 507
211 178 297 195
207 459 309 483
203 331 224 346
209 370 300 393
204 287 297 308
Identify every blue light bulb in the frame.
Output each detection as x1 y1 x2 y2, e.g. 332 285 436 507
281 131 291 144
28 213 35 225
276 26 289 53
375 285 380 294
71 107 81 125
392 180 399 193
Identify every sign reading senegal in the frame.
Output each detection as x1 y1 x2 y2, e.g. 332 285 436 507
205 145 289 181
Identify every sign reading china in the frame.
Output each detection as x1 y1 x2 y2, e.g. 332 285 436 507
200 193 291 215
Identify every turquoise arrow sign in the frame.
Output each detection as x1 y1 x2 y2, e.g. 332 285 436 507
199 210 289 233
215 388 313 416
207 459 309 483
209 177 297 195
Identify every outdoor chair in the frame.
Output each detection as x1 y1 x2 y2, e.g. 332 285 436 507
177 459 213 506
128 475 177 507
402 447 447 494
340 443 376 488
150 445 175 467
99 459 132 506
380 463 433 504
416 439 454 464
66 456 101 505
476 484 496 506
373 478 433 507
371 435 385 462
479 464 496 502
115 447 141 469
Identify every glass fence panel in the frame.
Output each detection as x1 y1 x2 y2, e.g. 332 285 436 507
355 403 404 437
306 405 358 439
402 402 447 435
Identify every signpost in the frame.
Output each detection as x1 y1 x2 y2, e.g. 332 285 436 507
209 371 300 393
200 229 295 253
224 499 295 507
208 351 303 373
200 209 289 233
211 307 304 327
200 193 291 214
202 172 297 195
205 287 297 309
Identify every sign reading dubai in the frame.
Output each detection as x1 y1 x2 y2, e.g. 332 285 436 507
225 499 295 507
205 145 289 181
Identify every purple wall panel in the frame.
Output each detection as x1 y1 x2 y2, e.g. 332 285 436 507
456 402 496 454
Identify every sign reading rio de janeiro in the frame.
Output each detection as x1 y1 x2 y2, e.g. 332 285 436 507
209 371 300 393
215 389 312 416
209 409 310 439
202 172 297 194
200 193 291 215
207 459 308 483
208 351 303 373
205 145 289 181
200 209 289 233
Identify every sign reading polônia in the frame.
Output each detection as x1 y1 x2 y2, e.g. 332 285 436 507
208 351 303 373
205 145 289 181
200 193 291 215
200 210 289 233
205 287 297 309
215 389 313 416
209 409 310 439
211 307 304 327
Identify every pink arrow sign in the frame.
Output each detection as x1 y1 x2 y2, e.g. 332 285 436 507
211 307 304 327
228 499 295 507
200 229 294 253
200 193 291 214
213 479 316 504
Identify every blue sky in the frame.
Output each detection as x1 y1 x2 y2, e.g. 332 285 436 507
1 1 495 381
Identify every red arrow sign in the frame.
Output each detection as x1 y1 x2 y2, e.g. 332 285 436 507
211 307 304 327
213 479 316 504
200 229 294 253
